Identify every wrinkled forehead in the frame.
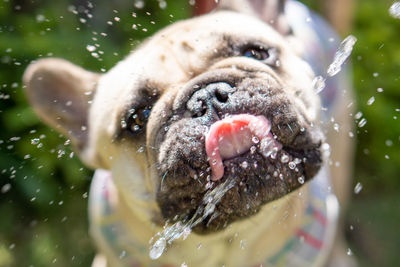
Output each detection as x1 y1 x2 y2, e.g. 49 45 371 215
154 10 288 49
90 11 290 143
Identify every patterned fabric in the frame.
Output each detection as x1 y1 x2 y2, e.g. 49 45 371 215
264 167 338 267
88 1 345 266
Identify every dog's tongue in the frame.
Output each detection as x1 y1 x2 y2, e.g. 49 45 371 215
205 114 272 181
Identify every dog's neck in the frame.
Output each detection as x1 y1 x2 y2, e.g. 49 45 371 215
114 173 309 265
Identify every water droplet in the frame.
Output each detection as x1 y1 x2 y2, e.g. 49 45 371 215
354 111 363 120
149 237 166 259
31 138 40 145
385 140 393 147
86 45 96 52
372 72 379 77
321 143 331 159
1 183 11 193
358 118 367 128
389 2 400 19
367 96 375 105
327 35 357 77
134 0 145 9
354 182 363 194
288 162 296 169
119 250 126 259
298 176 305 184
36 14 45 22
241 161 248 169
159 1 167 9
293 158 301 164
240 239 246 249
333 123 339 132
280 153 289 163
377 87 384 93
347 248 353 256
57 150 65 158
312 76 326 94
252 136 259 144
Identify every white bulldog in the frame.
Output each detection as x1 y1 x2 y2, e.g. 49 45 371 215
23 0 354 266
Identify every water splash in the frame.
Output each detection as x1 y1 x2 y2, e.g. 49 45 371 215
358 118 367 128
354 182 363 194
367 96 375 106
312 76 326 94
313 36 356 94
327 35 357 77
149 178 236 259
389 2 400 19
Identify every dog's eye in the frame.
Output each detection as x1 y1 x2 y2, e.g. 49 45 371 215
243 47 270 61
241 46 278 66
123 106 152 134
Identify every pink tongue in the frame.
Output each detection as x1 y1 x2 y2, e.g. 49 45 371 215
205 114 272 181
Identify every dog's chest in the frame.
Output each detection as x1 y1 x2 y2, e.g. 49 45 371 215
89 166 338 267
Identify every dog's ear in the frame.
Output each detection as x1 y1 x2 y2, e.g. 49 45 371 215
23 58 101 168
217 0 290 35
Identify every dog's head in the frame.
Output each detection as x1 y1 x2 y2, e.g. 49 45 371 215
23 0 323 233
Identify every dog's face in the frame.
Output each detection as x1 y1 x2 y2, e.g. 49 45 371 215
24 9 323 233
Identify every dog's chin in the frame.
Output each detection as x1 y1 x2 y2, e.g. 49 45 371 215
155 119 323 234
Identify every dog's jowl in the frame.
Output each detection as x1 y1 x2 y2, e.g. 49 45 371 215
23 0 354 266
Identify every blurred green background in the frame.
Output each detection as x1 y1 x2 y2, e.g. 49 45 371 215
0 0 399 266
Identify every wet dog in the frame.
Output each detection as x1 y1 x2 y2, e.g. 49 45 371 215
23 0 354 266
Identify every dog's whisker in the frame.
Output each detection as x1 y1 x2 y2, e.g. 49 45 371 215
160 171 168 191
287 123 293 133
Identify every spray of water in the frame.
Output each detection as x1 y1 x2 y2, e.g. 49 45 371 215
327 35 357 77
313 35 357 94
149 178 236 259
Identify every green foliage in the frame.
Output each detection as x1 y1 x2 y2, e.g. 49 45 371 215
352 0 400 193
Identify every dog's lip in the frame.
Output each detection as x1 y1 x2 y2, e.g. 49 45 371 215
205 114 282 181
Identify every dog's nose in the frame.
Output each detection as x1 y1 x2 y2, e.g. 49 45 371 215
187 82 235 117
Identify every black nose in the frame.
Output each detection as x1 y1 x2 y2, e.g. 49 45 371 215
187 82 235 118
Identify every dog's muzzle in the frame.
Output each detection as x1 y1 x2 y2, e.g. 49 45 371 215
154 74 323 233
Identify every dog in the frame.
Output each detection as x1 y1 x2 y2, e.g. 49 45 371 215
23 0 354 266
